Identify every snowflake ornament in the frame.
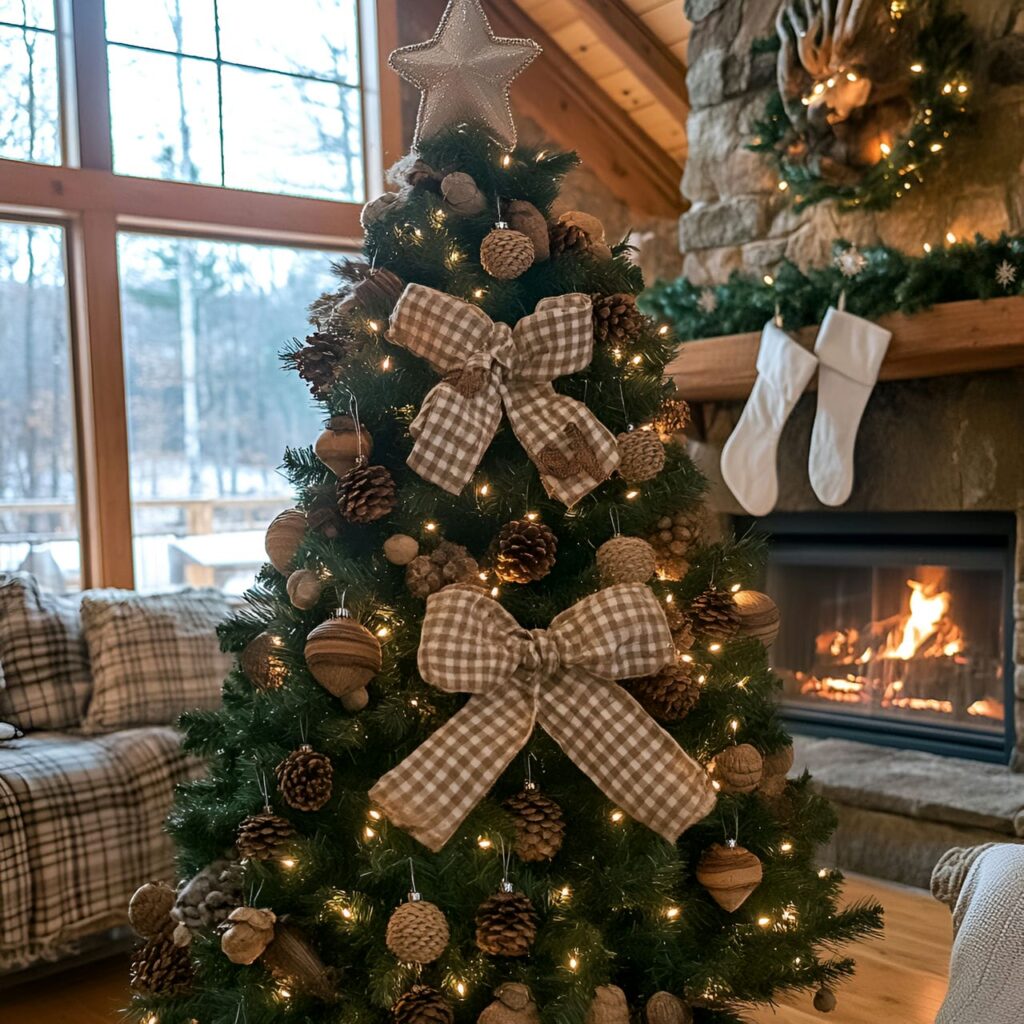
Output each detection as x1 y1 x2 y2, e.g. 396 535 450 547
995 260 1018 290
697 287 718 315
834 245 867 278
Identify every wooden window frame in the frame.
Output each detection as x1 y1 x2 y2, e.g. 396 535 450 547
0 0 399 589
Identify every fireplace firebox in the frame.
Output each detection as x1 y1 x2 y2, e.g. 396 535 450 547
737 513 1017 762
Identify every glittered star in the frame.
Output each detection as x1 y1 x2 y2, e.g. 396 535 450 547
834 245 867 278
995 259 1018 289
697 287 718 315
389 0 541 150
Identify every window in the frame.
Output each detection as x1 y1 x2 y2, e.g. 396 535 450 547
119 234 337 593
0 0 61 164
0 219 78 589
0 0 391 589
105 0 366 200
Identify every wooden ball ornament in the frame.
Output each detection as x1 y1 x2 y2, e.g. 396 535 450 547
480 223 534 280
304 609 382 706
732 590 781 647
696 840 763 912
596 535 657 586
286 569 322 610
315 414 373 479
241 632 287 691
645 992 693 1024
713 743 764 794
384 533 420 566
813 988 837 1014
265 508 307 574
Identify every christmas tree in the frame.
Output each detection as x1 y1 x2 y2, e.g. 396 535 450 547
127 3 882 1022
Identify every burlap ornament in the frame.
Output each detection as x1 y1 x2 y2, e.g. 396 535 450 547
586 985 629 1024
361 191 402 229
386 897 450 963
596 535 656 586
732 590 781 648
441 171 486 215
478 983 541 1024
265 508 306 574
220 906 276 965
506 200 549 261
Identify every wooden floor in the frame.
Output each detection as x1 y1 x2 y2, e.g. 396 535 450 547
5 875 951 1024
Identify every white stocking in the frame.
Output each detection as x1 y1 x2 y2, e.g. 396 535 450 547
720 320 818 516
808 307 891 507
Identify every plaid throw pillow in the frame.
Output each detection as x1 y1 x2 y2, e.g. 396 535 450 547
0 574 92 731
80 590 232 733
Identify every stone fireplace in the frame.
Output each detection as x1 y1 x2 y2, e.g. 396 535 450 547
673 0 1024 884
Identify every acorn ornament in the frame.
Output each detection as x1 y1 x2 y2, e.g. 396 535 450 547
304 608 382 709
286 569 322 611
315 414 373 479
276 745 333 812
480 222 534 280
265 508 307 573
505 782 565 862
712 743 764 794
732 590 781 648
475 880 538 956
386 890 450 964
220 906 276 965
696 840 763 912
617 429 666 484
596 535 656 586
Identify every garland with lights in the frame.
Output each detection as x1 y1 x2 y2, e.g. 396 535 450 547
642 234 1024 344
750 0 974 211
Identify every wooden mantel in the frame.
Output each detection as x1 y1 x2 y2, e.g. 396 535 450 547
665 297 1024 402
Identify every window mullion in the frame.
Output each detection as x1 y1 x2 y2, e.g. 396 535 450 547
69 0 113 171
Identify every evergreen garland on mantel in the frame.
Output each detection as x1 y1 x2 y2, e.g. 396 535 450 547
641 235 1024 344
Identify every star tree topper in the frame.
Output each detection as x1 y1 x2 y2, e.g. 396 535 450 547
389 0 541 150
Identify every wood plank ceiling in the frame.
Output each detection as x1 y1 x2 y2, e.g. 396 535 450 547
511 0 691 166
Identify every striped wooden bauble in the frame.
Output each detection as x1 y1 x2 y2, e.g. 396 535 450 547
304 611 381 705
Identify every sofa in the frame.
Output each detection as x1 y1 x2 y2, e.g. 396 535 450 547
0 573 230 972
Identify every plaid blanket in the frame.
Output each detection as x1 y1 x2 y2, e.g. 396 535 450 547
0 728 201 970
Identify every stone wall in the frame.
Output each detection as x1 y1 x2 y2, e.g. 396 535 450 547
680 0 1024 282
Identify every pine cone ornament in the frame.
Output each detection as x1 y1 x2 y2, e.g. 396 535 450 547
480 225 535 280
596 535 656 586
276 745 333 812
393 986 455 1024
337 463 397 523
647 509 704 582
688 588 740 644
130 934 193 996
627 659 703 722
663 600 696 653
406 540 480 599
494 519 557 584
550 211 612 260
306 481 346 538
475 885 538 956
617 430 666 484
386 896 450 963
237 809 296 861
592 293 645 345
290 331 351 397
171 858 244 945
505 785 565 862
653 396 691 436
549 219 592 257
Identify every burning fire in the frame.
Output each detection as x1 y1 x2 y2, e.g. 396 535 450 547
886 580 963 661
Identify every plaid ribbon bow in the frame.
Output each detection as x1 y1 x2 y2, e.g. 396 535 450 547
387 284 619 506
369 583 717 851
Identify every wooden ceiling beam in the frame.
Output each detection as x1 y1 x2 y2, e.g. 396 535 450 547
484 1 683 218
567 0 689 126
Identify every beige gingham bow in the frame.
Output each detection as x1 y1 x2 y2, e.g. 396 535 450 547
369 583 717 851
387 284 619 507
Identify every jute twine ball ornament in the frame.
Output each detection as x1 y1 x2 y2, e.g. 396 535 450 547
478 983 541 1024
732 590 781 648
646 992 693 1024
596 535 656 586
130 935 193 996
286 569 322 611
129 881 176 938
586 985 629 1024
617 430 666 483
276 745 333 812
696 840 763 912
384 533 420 566
480 223 534 280
475 882 538 956
494 519 557 583
220 906 276 965
265 508 307 573
386 894 450 964
304 609 382 708
713 743 764 794
236 809 296 861
505 783 565 862
813 988 837 1014
240 632 287 691
393 985 454 1024
315 414 373 479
